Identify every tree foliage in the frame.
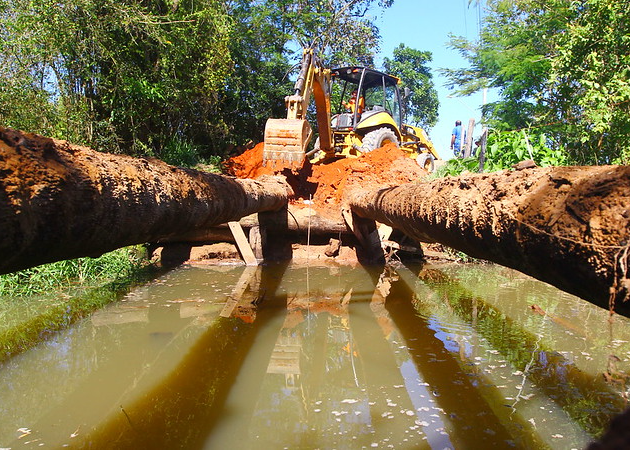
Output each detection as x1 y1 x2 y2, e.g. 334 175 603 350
0 0 233 156
0 0 407 160
445 0 630 165
260 0 394 67
383 44 439 129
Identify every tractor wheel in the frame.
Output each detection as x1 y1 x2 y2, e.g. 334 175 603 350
416 153 435 173
360 127 399 153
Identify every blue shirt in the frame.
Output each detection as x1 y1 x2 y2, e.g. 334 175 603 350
452 125 462 150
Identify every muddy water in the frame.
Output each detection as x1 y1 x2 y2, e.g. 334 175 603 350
1 262 629 449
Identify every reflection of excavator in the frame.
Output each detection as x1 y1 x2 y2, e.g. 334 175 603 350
263 48 440 171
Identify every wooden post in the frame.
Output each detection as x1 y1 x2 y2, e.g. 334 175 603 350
228 221 259 266
463 118 475 158
478 127 488 172
342 208 385 264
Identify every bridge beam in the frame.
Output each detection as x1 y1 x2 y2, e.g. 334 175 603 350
346 165 630 314
0 127 292 274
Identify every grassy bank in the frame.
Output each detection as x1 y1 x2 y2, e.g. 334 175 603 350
0 247 162 363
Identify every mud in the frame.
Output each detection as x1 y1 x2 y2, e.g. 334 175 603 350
224 142 426 220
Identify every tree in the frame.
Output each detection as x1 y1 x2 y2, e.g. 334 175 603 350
0 0 233 156
217 0 295 152
0 0 393 160
443 0 630 165
549 0 630 164
383 44 439 130
257 0 394 67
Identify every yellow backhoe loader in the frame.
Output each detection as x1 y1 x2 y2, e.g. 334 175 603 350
263 48 440 171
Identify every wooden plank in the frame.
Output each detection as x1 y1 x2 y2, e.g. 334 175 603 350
377 223 393 241
228 221 258 266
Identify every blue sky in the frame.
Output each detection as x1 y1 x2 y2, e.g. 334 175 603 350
373 0 488 160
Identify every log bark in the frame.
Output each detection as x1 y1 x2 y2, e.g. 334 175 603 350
346 165 630 313
0 127 293 274
160 206 350 243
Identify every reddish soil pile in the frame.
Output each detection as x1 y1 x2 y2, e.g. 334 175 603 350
224 142 427 218
223 143 277 179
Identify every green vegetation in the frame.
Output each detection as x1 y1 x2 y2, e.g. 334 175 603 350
1 0 439 166
483 128 568 171
0 247 148 297
383 44 439 130
0 247 159 362
432 156 481 178
445 0 630 167
433 126 570 177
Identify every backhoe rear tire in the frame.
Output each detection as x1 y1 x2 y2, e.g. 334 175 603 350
360 127 399 153
416 153 435 173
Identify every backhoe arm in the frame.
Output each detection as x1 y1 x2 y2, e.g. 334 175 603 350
263 48 333 168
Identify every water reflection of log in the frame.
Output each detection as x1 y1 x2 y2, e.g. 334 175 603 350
404 264 626 438
384 269 525 448
346 278 423 448
72 265 288 449
203 266 289 448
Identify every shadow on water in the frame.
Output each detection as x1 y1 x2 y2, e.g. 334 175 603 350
69 264 290 449
383 266 541 448
396 263 626 439
4 261 628 448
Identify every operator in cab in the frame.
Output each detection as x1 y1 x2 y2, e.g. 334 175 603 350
343 90 364 114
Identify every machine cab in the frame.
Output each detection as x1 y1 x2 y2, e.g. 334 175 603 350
330 67 403 132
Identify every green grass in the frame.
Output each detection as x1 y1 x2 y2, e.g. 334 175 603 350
0 246 162 363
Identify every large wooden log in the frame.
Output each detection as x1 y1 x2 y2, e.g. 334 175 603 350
160 206 350 243
0 128 293 274
346 165 630 313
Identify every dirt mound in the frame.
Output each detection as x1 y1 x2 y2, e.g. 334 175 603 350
224 142 427 218
223 143 276 179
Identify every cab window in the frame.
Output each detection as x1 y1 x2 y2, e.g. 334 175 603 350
384 83 401 126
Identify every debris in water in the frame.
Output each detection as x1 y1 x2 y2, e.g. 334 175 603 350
17 427 31 439
528 418 537 428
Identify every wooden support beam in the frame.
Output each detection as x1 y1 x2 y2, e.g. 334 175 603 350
342 208 385 264
228 221 259 266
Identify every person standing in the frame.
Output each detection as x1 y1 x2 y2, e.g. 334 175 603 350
450 120 464 158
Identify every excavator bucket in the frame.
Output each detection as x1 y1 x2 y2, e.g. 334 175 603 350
263 118 312 168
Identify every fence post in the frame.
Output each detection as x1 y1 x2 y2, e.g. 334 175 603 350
477 127 488 172
463 118 475 158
